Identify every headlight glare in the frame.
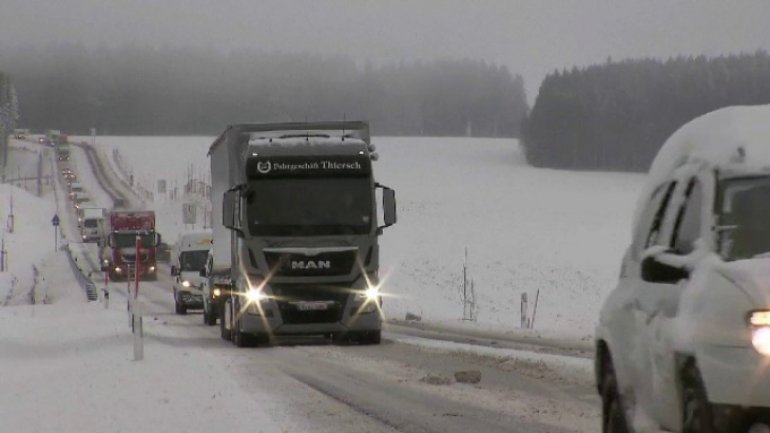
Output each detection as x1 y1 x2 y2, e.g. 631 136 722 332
213 288 222 297
246 288 266 303
181 280 191 288
752 327 770 356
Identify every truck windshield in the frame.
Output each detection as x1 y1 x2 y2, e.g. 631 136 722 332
717 176 770 260
84 219 99 228
113 233 155 249
246 177 372 236
179 250 208 271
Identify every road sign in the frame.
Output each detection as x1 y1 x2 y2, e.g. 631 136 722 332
182 203 196 225
51 214 60 226
51 214 60 251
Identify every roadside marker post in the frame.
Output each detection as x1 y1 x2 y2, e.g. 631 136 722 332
132 235 144 361
51 214 59 251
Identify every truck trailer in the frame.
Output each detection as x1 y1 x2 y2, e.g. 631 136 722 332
207 121 396 347
103 210 160 281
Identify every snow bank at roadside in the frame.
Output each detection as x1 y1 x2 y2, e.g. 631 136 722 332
0 299 307 433
0 183 57 305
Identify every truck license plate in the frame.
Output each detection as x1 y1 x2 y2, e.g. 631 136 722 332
296 301 330 311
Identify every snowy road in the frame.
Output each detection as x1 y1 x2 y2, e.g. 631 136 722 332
58 136 602 432
96 267 599 433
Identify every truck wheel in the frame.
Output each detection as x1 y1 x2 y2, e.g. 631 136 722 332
232 322 252 348
682 364 716 433
601 358 629 433
220 300 231 341
359 330 381 345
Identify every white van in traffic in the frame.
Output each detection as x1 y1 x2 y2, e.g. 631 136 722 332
170 231 212 314
596 105 770 433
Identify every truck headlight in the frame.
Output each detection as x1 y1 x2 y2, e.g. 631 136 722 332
115 267 122 273
748 311 770 356
149 266 156 272
213 288 222 297
246 288 267 303
182 280 191 288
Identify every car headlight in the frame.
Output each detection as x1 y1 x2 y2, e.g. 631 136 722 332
181 280 191 288
748 311 770 356
149 266 156 272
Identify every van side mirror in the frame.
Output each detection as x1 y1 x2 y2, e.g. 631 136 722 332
641 256 689 284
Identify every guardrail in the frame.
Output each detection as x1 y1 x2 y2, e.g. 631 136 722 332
63 244 98 301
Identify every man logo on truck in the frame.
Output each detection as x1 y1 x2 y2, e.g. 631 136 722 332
257 161 271 174
291 260 331 270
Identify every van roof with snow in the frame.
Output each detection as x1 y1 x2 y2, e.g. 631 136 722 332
633 104 770 232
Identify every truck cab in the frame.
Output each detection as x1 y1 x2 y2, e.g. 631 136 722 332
170 231 212 315
209 122 396 347
104 211 160 281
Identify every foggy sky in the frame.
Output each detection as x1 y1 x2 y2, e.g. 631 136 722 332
1 0 769 102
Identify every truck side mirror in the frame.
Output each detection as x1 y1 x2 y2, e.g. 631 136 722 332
155 233 162 247
222 189 238 229
641 256 689 284
171 265 178 276
382 187 397 227
199 268 206 277
106 235 113 247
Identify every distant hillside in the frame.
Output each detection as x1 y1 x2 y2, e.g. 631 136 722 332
0 45 528 138
522 51 770 171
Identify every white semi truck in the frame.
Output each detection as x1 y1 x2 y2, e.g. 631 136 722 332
207 121 396 347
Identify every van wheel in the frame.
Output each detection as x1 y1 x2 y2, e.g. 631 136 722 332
601 358 629 433
203 301 217 326
174 300 186 315
682 364 716 433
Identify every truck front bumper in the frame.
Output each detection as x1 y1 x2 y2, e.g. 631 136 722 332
239 297 381 335
178 291 203 307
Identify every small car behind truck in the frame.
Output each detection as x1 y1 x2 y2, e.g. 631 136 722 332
596 105 770 433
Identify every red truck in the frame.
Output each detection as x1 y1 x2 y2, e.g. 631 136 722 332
103 210 161 281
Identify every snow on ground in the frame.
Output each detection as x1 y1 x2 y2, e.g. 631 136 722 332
0 153 303 431
82 136 644 339
0 182 57 305
0 299 307 433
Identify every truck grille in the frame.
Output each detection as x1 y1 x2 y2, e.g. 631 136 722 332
121 253 148 263
264 250 357 277
271 284 349 324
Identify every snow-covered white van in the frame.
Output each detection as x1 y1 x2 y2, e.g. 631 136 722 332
596 105 770 433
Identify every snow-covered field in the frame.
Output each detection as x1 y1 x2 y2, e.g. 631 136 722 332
86 136 645 338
